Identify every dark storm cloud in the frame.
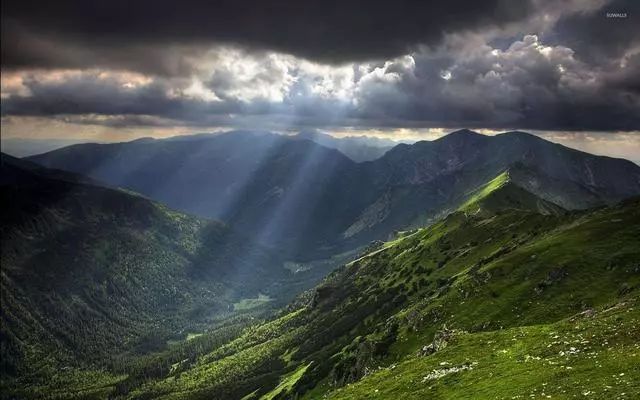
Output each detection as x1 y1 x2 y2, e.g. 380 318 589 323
547 0 640 65
2 0 533 71
1 0 639 132
1 20 207 77
0 73 240 122
4 36 638 132
373 35 640 131
0 70 345 128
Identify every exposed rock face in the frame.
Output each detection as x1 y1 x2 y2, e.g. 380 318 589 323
330 321 399 387
418 326 457 356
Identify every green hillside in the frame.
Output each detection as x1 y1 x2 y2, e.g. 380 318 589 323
459 171 565 216
326 297 640 399
118 188 639 399
0 155 321 397
3 149 639 399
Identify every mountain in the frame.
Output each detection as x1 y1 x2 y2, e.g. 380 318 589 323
26 131 289 219
97 186 639 399
0 152 100 186
343 129 640 241
1 137 98 157
27 130 640 260
26 132 372 258
293 130 396 162
218 138 373 258
367 129 640 204
0 153 332 383
4 145 640 398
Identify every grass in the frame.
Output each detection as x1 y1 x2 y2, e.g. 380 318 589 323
233 294 274 311
167 333 204 347
459 171 510 211
260 362 313 400
1 368 126 400
125 198 639 400
324 298 640 399
459 171 564 216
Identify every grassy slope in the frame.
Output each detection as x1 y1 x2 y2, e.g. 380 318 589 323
319 195 640 399
459 170 564 216
126 186 640 399
326 298 640 399
259 362 313 400
0 158 296 398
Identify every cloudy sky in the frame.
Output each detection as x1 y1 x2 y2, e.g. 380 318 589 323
1 0 638 160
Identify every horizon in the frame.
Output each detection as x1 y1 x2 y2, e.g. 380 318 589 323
2 128 639 164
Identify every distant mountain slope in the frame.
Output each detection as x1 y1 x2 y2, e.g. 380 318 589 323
1 138 97 158
219 138 372 257
0 154 298 379
344 129 640 242
507 162 615 209
293 130 395 162
368 130 640 201
0 152 98 185
27 130 640 259
27 131 291 219
27 132 371 258
122 195 640 399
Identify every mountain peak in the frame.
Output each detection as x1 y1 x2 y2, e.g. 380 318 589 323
436 129 486 143
460 171 565 216
450 128 481 135
447 128 483 137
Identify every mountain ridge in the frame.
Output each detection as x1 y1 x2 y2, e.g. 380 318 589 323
117 195 640 399
293 130 396 162
26 130 640 259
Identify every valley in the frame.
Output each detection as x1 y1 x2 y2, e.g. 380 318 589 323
1 130 639 399
0 153 335 393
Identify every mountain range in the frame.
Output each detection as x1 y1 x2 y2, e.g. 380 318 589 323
292 130 396 162
28 129 640 258
1 138 101 158
2 129 639 399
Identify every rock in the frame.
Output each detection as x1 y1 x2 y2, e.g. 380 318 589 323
421 361 475 382
417 326 457 356
570 308 596 322
420 343 437 356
